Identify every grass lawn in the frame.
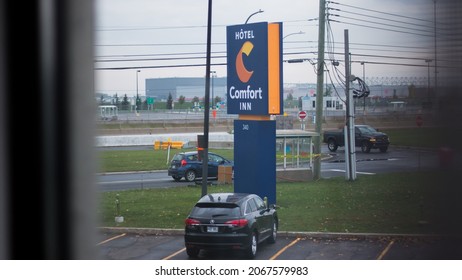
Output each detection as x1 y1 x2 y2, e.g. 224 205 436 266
97 171 461 235
96 126 461 234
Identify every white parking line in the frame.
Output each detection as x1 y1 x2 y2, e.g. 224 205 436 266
325 169 376 175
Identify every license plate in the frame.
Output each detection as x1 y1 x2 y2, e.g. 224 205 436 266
207 226 218 233
171 165 176 169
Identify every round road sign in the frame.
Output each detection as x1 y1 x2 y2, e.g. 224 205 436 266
298 110 307 120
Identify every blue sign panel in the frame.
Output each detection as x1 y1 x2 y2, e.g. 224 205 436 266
227 23 269 115
234 120 276 204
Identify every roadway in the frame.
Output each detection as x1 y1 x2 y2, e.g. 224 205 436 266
97 145 440 192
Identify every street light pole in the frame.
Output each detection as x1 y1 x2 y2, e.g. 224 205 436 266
361 62 365 113
210 71 216 108
245 9 263 24
136 70 140 113
283 31 304 40
425 59 432 100
136 70 140 96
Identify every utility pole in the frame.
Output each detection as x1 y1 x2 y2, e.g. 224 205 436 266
344 30 356 181
313 0 326 180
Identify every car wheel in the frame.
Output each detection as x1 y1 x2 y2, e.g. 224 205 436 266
244 231 258 259
267 219 277 244
327 139 338 152
186 247 200 258
185 170 197 182
361 141 371 153
379 146 388 153
172 175 182 182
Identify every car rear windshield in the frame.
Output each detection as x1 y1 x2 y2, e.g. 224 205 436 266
172 154 184 161
190 203 241 217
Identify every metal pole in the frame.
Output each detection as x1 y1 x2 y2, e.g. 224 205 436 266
245 9 263 24
136 70 140 113
361 62 365 113
425 59 432 100
136 70 139 97
211 71 215 110
433 0 437 101
313 0 326 180
201 0 212 198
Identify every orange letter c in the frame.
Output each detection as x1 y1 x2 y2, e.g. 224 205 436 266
235 41 254 83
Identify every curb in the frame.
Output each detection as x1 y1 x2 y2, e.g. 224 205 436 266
98 227 449 241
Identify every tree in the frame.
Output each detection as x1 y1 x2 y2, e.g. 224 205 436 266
286 93 294 101
113 93 120 109
214 96 222 107
135 93 141 111
324 86 333 97
121 94 129 110
166 92 173 109
178 95 185 106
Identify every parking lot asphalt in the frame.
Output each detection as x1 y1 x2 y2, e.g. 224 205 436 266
97 227 462 260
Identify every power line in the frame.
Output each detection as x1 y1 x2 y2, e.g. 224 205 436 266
328 19 434 37
328 1 434 24
328 13 434 35
94 62 226 71
329 8 435 31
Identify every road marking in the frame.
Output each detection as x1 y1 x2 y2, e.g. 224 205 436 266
269 237 301 260
377 240 395 260
325 169 376 175
163 248 186 260
97 233 126 246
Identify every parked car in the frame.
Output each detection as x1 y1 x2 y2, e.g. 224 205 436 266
184 192 278 259
168 151 233 182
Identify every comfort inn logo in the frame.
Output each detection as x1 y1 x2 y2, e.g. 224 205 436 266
236 41 254 83
227 22 282 116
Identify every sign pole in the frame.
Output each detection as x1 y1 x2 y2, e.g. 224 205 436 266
201 0 212 198
298 110 307 130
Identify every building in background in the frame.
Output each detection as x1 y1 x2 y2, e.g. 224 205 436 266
145 77 227 101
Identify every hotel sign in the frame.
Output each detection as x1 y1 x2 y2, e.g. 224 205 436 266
226 22 283 116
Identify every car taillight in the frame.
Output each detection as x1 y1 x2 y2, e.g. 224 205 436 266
181 159 187 166
185 218 200 226
225 219 248 227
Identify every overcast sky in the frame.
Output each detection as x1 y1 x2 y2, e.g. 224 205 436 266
94 0 434 96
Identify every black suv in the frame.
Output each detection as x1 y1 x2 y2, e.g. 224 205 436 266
184 192 278 259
